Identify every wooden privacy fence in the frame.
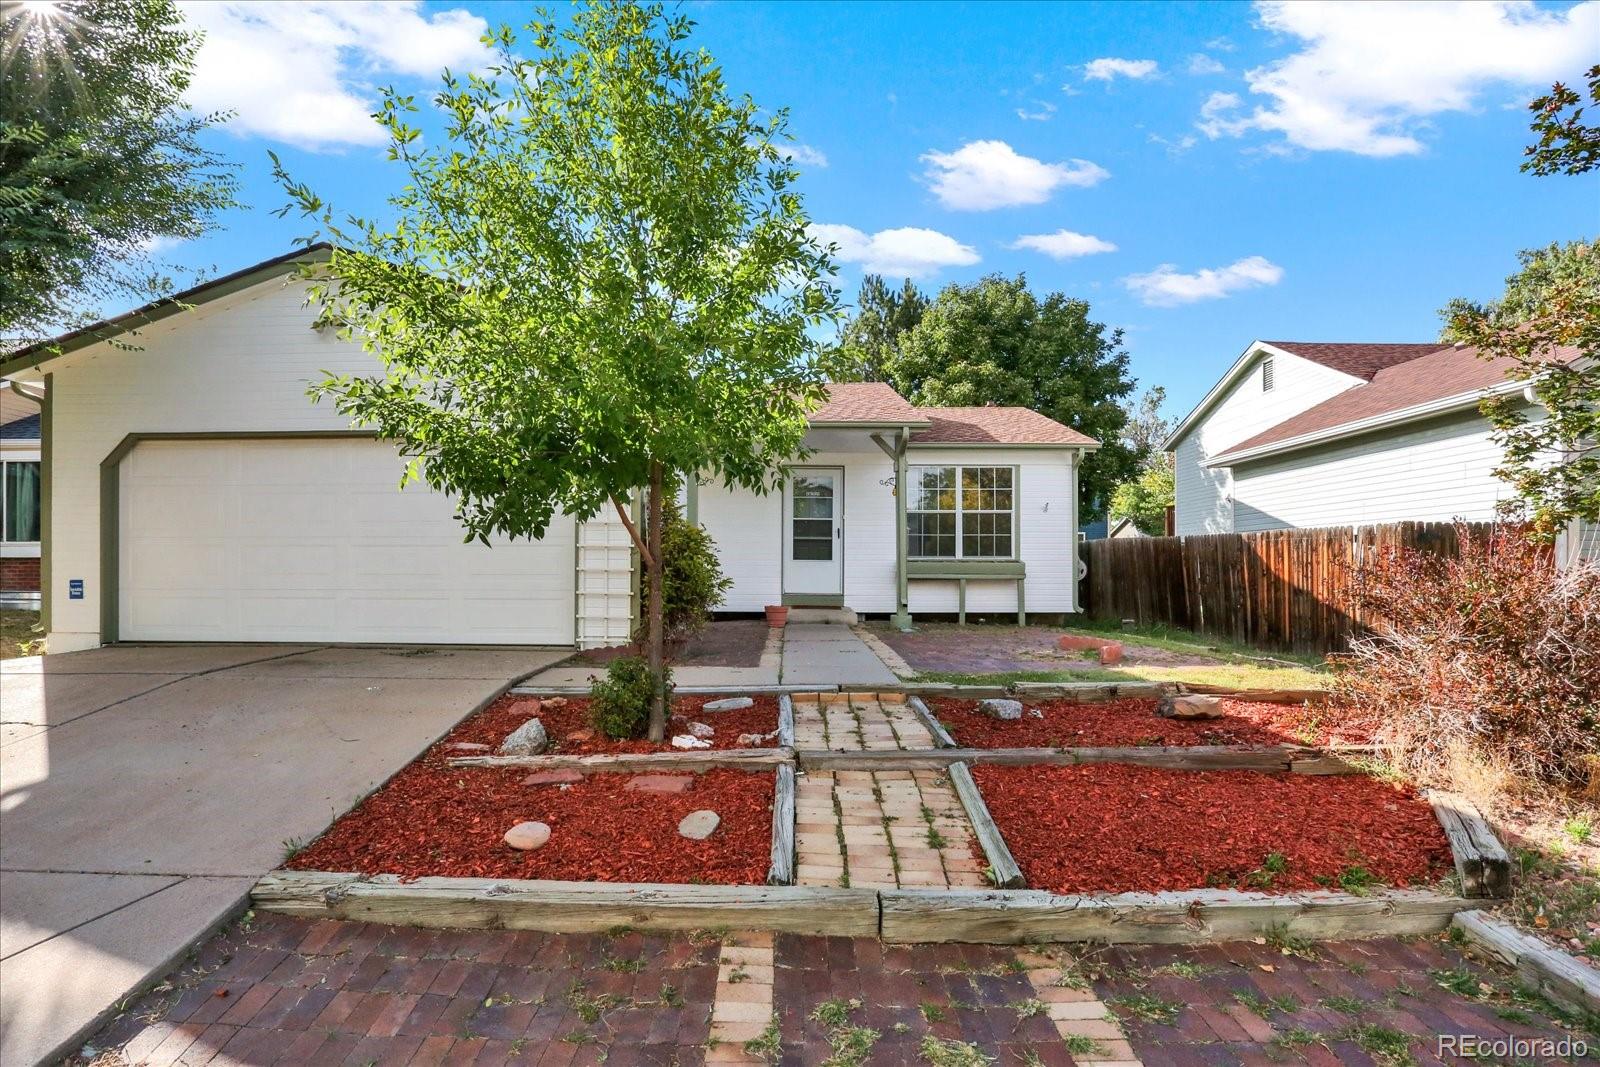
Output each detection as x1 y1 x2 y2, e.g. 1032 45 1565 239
1083 521 1491 655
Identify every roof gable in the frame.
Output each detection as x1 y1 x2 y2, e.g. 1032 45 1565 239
910 406 1097 446
808 382 927 425
0 412 40 441
1261 341 1449 381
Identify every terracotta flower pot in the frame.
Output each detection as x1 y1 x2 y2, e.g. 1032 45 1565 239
765 605 789 628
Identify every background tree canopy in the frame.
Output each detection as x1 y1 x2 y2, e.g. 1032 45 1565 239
0 0 236 344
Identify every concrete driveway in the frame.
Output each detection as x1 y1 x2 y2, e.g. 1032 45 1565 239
0 643 568 1067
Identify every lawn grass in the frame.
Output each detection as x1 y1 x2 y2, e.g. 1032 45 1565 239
1 609 42 660
911 661 1331 691
1065 617 1329 669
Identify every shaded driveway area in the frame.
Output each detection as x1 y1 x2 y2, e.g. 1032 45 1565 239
0 643 568 1067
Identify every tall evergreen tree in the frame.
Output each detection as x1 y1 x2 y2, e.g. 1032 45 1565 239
834 273 926 381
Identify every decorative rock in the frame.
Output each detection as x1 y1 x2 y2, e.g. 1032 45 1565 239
701 697 754 712
542 697 569 708
671 734 711 750
503 821 551 850
1158 694 1224 719
737 731 778 746
445 742 491 753
626 774 695 794
688 721 715 739
677 810 721 840
564 729 595 743
522 769 584 786
977 698 1024 721
498 718 549 757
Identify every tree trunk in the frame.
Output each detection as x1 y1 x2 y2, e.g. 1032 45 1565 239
645 460 667 741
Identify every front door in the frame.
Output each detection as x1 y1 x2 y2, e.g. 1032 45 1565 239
783 467 843 598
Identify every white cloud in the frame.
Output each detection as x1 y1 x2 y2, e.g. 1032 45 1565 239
810 224 980 279
1123 256 1284 306
1084 57 1160 82
179 1 493 150
920 140 1109 211
1010 230 1117 259
1016 101 1057 122
1187 53 1226 76
1201 0 1600 157
784 144 829 167
1206 36 1237 53
1149 132 1199 155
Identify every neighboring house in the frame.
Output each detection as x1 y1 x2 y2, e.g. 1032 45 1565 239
1164 339 1582 538
0 247 1097 654
1107 516 1146 539
1 385 42 603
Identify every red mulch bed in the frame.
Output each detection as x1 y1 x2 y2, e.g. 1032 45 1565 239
973 764 1450 895
934 697 1367 749
287 757 773 884
462 693 780 754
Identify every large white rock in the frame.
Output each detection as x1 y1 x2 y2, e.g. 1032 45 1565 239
503 821 551 850
702 697 755 712
678 810 721 840
671 734 711 750
499 718 550 756
978 698 1023 721
688 721 715 739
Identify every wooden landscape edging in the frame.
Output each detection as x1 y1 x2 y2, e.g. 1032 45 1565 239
907 696 956 748
795 745 1354 774
1453 911 1600 1015
1179 684 1331 706
446 747 794 773
878 886 1485 945
252 871 880 937
777 694 795 748
767 763 796 886
946 762 1024 889
1427 791 1512 898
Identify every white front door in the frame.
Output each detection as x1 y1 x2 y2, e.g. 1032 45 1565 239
782 467 843 598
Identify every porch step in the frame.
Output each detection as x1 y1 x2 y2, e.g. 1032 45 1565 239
786 607 859 625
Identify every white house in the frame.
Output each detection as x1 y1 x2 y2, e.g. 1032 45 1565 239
0 247 1097 654
1164 340 1590 550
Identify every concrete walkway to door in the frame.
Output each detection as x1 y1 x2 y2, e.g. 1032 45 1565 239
0 643 566 1067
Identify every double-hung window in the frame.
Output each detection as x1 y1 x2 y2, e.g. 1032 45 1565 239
907 465 1014 559
2 459 41 545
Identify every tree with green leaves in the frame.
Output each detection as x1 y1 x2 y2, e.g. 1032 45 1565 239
1108 456 1173 536
1524 62 1599 176
1441 240 1598 539
833 273 926 381
884 274 1138 519
273 2 840 739
0 0 236 343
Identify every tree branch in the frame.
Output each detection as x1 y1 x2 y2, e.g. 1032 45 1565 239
610 492 656 570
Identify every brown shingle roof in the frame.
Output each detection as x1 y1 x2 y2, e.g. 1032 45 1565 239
1212 343 1577 462
806 382 1097 446
1264 341 1450 380
910 407 1098 446
807 382 927 424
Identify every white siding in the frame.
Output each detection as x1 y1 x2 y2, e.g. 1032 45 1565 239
695 475 784 613
1172 350 1361 534
1231 411 1517 531
44 276 586 651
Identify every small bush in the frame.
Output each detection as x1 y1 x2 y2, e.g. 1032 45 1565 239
637 498 733 649
1331 524 1600 798
589 655 669 740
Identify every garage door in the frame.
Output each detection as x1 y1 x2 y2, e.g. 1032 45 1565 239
117 439 576 644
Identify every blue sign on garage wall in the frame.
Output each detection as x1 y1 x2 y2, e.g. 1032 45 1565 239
68 579 84 600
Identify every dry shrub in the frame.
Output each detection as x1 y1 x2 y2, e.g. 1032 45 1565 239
1331 523 1599 800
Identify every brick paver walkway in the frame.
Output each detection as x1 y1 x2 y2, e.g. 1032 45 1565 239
789 692 936 751
794 769 986 890
70 913 1594 1066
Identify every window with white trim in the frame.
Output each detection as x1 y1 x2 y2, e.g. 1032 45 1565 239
2 460 40 544
907 464 1014 559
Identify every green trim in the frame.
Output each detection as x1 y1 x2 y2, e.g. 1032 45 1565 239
893 427 910 630
906 560 1026 579
98 430 375 644
0 245 333 378
782 593 844 607
39 375 52 634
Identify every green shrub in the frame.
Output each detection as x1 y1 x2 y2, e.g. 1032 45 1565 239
589 655 669 740
637 498 733 648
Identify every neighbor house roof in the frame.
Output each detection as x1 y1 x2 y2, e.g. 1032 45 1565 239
1260 341 1448 380
1209 343 1579 465
808 382 929 425
0 413 40 441
910 406 1098 446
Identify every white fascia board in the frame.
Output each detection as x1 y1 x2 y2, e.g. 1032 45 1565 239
1161 341 1340 452
1203 381 1520 468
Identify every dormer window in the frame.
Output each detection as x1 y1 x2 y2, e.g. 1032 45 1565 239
1262 358 1275 392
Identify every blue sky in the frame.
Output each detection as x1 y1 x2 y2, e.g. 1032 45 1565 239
165 0 1598 420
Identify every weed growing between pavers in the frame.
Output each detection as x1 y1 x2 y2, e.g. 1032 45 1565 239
918 1034 995 1065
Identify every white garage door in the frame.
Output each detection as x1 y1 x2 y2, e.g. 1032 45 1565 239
118 438 576 644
